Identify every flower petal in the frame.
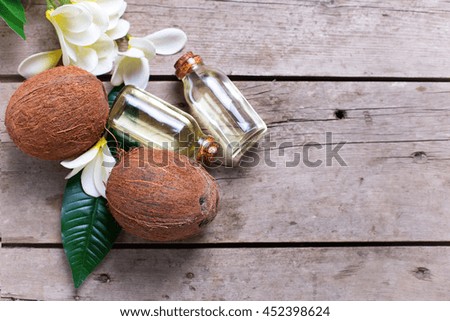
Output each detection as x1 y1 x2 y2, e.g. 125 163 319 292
18 49 62 78
118 1 127 17
73 46 98 72
51 4 83 16
107 13 120 31
96 0 126 16
52 4 92 33
123 57 149 89
63 3 108 46
47 14 77 63
62 53 70 66
93 151 106 198
64 26 102 46
96 177 107 198
106 19 130 40
100 168 112 199
102 156 116 179
90 37 117 74
91 34 117 58
61 146 99 169
120 47 145 58
78 2 109 33
60 40 77 65
101 145 116 176
91 54 115 75
64 166 84 179
129 37 156 60
146 28 187 55
81 156 101 198
111 56 125 86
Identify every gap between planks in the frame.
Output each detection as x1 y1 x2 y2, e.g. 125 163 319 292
6 75 450 83
3 241 450 249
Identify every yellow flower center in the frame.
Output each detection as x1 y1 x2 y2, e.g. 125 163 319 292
45 9 54 21
94 137 107 150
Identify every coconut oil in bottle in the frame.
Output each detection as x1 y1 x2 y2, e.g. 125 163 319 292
109 85 219 163
175 52 267 166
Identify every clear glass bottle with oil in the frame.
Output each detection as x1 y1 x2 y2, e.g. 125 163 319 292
175 52 267 166
108 85 219 163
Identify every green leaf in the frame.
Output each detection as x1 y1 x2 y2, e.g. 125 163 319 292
0 0 26 39
61 172 121 288
0 0 26 22
108 85 124 108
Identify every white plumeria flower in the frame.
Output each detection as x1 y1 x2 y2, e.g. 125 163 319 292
57 32 118 75
77 0 129 40
18 1 129 78
47 2 109 65
111 28 187 88
111 37 155 89
61 137 116 199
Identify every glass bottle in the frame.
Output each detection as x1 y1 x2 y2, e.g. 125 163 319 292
108 85 219 163
175 52 267 166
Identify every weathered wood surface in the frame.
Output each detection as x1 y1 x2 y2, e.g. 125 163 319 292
1 0 450 77
2 0 450 301
2 81 450 244
1 247 449 300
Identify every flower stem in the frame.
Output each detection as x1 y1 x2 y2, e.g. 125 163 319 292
46 0 57 10
46 0 72 9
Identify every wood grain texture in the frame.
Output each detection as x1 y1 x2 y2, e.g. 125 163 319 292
2 81 450 243
1 0 450 77
1 247 449 300
2 0 450 302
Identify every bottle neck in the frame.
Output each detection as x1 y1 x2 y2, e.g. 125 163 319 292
196 135 219 164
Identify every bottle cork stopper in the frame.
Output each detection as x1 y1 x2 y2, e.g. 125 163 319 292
197 135 220 164
174 52 203 79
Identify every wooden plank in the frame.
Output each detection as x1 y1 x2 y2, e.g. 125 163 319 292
2 1 450 77
1 247 449 300
2 81 450 243
3 139 450 244
4 81 450 144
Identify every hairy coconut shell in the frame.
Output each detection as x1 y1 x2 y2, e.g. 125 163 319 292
106 147 220 242
5 66 109 160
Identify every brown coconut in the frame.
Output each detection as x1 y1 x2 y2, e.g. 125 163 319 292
106 147 220 242
5 66 109 160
